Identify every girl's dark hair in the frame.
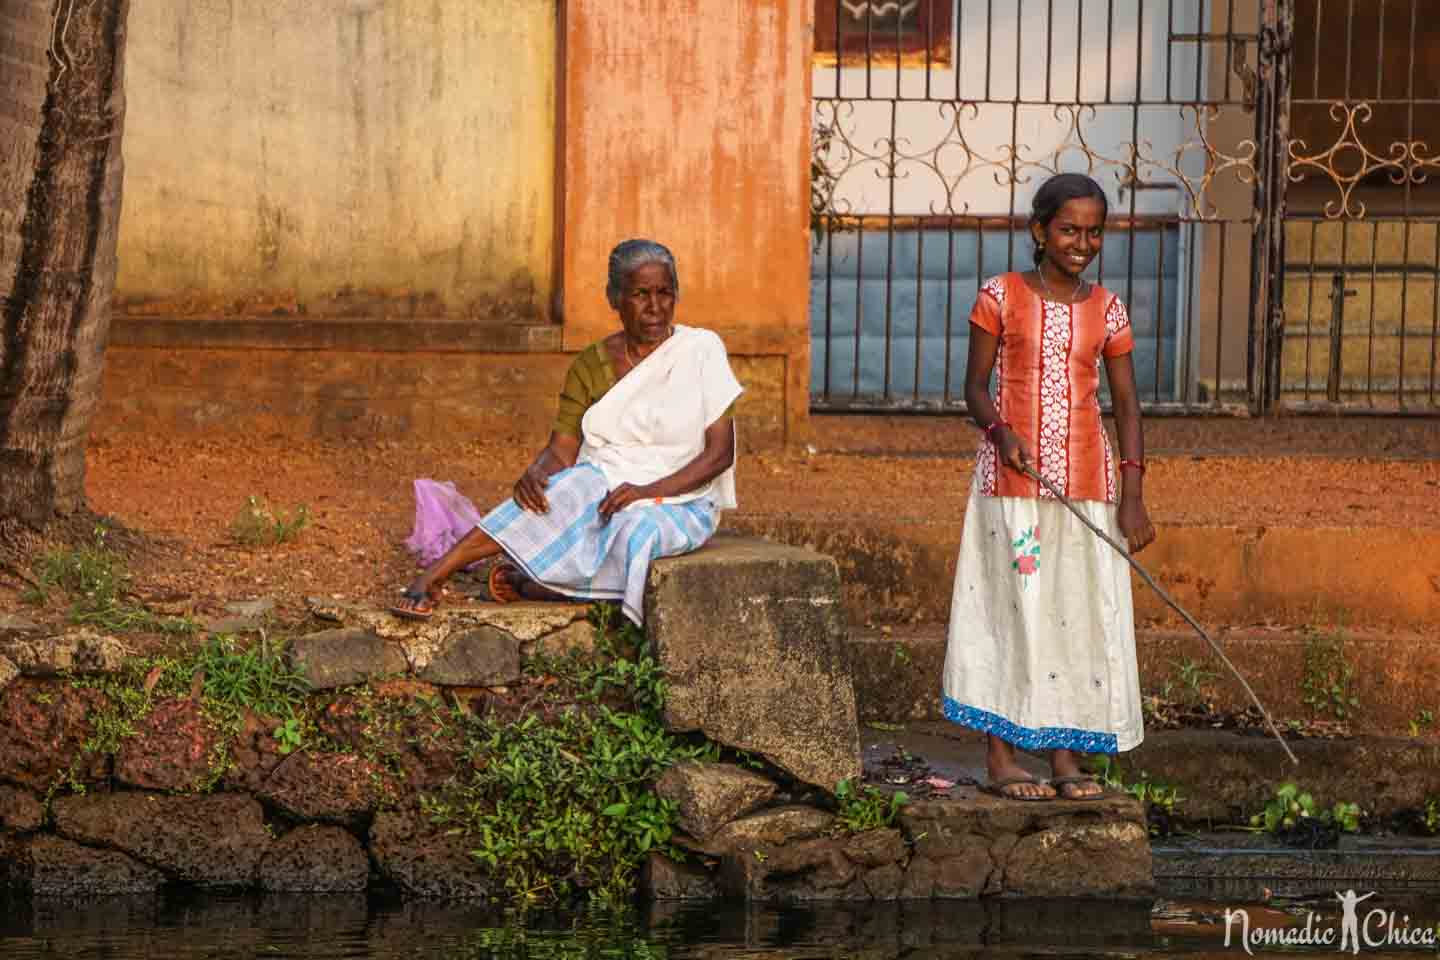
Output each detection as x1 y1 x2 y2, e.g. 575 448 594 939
1030 173 1109 265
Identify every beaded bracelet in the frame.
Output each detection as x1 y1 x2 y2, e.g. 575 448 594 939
1119 458 1146 474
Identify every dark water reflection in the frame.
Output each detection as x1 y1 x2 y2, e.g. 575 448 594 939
0 892 1434 958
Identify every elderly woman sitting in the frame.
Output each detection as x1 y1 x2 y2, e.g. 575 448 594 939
391 239 742 625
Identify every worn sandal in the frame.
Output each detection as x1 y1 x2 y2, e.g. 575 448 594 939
980 776 1055 802
1050 775 1106 801
486 561 523 604
388 588 436 621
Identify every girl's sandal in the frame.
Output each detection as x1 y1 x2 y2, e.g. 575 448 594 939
1050 775 1106 801
389 588 437 621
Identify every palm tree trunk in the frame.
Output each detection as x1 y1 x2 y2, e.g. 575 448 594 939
0 0 129 528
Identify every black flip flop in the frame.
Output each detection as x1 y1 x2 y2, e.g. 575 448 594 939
980 775 1055 802
1050 775 1106 801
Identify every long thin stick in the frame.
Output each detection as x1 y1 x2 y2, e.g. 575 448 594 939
1021 465 1298 767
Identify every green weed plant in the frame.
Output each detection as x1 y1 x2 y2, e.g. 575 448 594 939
1300 631 1361 720
1090 756 1184 833
231 496 309 547
63 634 311 793
423 606 717 909
1248 782 1363 834
833 778 908 833
25 526 197 635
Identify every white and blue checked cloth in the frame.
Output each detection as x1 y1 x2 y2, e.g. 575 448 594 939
478 462 718 625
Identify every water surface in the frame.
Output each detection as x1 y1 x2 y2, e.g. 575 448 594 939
1 892 1436 958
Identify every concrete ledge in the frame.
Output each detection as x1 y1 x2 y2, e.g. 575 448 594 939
727 515 1440 630
1155 833 1440 900
110 316 564 353
845 625 1440 737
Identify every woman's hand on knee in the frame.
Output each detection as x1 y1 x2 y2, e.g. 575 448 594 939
513 466 550 513
598 482 655 521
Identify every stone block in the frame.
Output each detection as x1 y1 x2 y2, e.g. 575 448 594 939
641 851 721 900
259 825 370 892
719 836 864 902
0 614 41 638
417 626 521 686
522 620 597 660
696 805 834 856
841 828 907 868
1 628 127 676
289 628 407 689
1003 821 1154 898
0 680 109 791
53 792 271 887
370 810 492 899
0 784 45 832
645 534 861 790
258 751 388 823
655 761 778 842
114 698 224 792
5 835 165 896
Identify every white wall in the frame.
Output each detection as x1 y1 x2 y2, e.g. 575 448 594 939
813 0 1207 218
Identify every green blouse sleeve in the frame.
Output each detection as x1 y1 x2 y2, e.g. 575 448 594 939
553 344 609 437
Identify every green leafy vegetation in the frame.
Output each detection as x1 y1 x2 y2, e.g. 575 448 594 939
230 495 310 546
1166 656 1217 705
1247 782 1363 835
62 634 310 792
422 608 717 910
1089 756 1184 834
832 778 907 833
1409 708 1435 738
23 525 197 635
1300 631 1360 721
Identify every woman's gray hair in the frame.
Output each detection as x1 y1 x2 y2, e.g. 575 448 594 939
606 239 680 308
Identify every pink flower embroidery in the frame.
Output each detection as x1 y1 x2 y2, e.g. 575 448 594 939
1010 526 1040 587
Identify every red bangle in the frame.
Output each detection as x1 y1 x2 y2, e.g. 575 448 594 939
983 420 1009 441
1119 458 1146 474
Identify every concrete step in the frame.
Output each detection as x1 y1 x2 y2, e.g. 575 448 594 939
846 625 1440 738
728 514 1440 632
1154 834 1440 901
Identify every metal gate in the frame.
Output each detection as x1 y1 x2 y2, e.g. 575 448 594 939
809 0 1440 414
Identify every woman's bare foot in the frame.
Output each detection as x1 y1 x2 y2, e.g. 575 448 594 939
985 735 1055 800
1050 748 1104 799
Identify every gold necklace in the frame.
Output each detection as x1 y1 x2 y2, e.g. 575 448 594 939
1039 265 1083 303
624 328 671 367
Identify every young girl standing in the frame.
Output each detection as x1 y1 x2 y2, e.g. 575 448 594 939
944 173 1157 801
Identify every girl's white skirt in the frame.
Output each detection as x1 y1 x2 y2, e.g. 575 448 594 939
942 476 1144 754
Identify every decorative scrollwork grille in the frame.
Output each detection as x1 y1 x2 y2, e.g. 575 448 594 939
809 0 1440 414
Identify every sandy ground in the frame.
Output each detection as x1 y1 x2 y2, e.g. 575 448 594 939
1 434 1435 636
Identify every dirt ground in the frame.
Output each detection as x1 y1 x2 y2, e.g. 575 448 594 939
1 433 1436 637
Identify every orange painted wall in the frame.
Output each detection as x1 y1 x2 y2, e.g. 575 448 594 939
561 0 814 443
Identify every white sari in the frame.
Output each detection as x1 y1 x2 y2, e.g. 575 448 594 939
475 325 743 624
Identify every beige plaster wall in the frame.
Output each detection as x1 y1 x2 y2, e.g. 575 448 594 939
115 0 556 321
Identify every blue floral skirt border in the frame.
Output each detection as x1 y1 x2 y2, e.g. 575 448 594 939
943 696 1118 754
